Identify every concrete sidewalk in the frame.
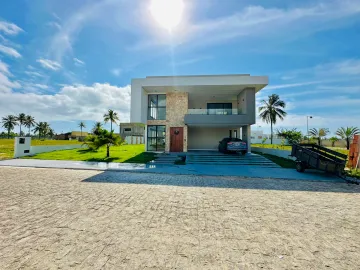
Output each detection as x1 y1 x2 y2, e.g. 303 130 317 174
0 159 343 182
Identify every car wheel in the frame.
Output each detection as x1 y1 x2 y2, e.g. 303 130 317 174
296 162 305 173
241 150 247 155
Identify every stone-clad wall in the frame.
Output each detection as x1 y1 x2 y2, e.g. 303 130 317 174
165 92 188 152
147 92 189 152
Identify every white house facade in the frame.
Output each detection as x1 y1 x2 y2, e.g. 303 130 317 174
130 74 268 152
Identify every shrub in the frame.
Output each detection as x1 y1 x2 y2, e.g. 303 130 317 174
276 128 302 145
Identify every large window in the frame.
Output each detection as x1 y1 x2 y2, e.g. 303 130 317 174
148 94 166 120
147 125 166 151
207 103 232 115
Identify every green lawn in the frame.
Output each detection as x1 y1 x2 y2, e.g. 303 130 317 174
253 152 296 169
251 144 349 156
346 169 360 179
0 139 81 160
23 144 155 163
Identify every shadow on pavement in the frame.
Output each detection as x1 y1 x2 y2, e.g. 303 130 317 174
82 171 360 193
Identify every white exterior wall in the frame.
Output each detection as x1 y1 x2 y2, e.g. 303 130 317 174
188 127 231 150
130 79 147 123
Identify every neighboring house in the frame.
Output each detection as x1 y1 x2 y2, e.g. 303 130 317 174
119 123 145 145
54 131 88 140
130 74 268 152
119 123 145 138
251 130 284 144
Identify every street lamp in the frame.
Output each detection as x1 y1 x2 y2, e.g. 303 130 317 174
307 116 313 143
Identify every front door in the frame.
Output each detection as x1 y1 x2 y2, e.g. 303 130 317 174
170 127 184 152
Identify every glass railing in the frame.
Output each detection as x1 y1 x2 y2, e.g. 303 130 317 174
187 109 241 115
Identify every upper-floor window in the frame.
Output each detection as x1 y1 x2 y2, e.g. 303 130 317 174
124 128 132 132
207 103 232 115
148 94 166 120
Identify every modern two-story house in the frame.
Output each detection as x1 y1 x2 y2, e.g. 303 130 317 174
130 74 268 153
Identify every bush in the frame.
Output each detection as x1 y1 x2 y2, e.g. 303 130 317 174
276 128 302 145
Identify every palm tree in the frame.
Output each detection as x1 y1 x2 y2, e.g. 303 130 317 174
24 115 36 136
17 113 26 135
33 122 43 139
92 122 103 135
309 128 330 146
83 129 123 158
47 128 55 139
258 94 287 144
78 121 86 138
42 122 50 139
103 109 119 132
33 122 50 139
1 115 18 138
336 127 360 150
329 136 339 147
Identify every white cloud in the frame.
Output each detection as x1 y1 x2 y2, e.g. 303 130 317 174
36 58 62 71
0 60 21 93
73 57 85 66
24 71 45 78
47 22 62 30
111 68 122 77
173 56 213 67
265 81 322 91
0 83 131 122
0 44 21 58
0 20 23 36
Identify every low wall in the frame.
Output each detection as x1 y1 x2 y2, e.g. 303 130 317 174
125 136 144 145
30 145 84 155
252 147 295 160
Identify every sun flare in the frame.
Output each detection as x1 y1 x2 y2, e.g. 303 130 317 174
150 0 184 31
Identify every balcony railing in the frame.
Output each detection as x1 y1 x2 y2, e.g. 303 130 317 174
187 109 241 115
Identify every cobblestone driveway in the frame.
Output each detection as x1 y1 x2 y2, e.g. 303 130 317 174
1 167 360 269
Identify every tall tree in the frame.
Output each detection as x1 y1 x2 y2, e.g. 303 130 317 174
92 122 102 135
336 127 360 150
33 122 50 139
47 128 55 139
78 121 86 138
1 115 18 139
24 115 36 136
309 128 330 146
84 129 123 158
329 136 339 147
259 94 287 144
103 109 119 132
17 113 26 135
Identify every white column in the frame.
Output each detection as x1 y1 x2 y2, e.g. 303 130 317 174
241 125 251 153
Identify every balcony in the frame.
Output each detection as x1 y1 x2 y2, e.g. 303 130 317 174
184 109 255 127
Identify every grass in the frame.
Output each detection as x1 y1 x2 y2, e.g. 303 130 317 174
346 169 360 179
23 144 155 164
0 139 81 160
251 144 349 156
253 152 296 169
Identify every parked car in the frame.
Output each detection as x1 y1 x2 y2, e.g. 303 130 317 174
218 137 247 154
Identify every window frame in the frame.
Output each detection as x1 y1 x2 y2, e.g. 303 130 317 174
207 103 233 115
147 125 166 151
148 94 166 120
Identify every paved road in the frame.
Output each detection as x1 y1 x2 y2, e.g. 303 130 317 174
0 159 343 182
1 167 360 269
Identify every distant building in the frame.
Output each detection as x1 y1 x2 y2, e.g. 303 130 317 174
54 131 88 141
119 123 145 145
119 123 145 138
251 130 283 144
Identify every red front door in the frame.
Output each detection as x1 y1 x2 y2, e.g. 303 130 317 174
170 127 184 152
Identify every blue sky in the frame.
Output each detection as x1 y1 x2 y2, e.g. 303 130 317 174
0 0 359 135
